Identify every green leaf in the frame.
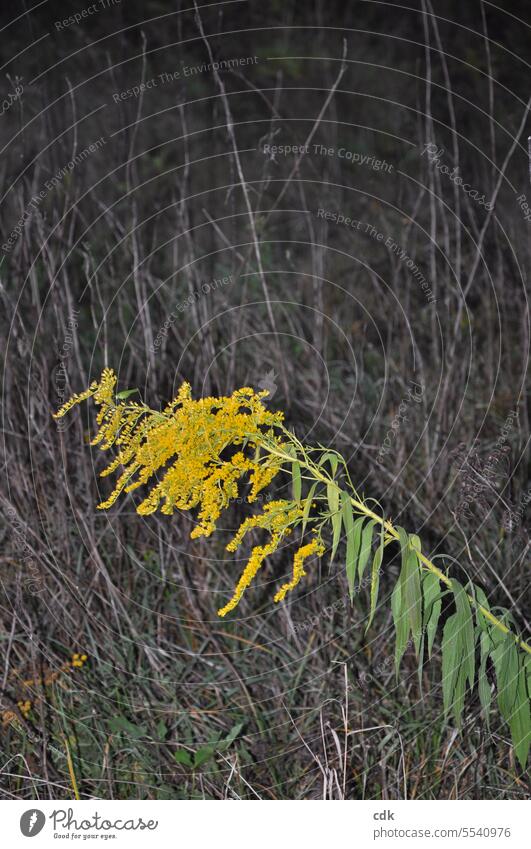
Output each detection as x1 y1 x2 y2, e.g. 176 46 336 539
318 452 339 477
301 482 318 536
509 659 530 768
156 719 168 741
348 519 366 598
404 538 422 656
478 631 492 725
108 716 147 739
409 534 422 552
341 493 356 599
193 745 217 768
328 484 341 562
442 613 461 718
423 571 442 659
367 523 385 631
396 526 410 559
452 580 475 691
292 460 302 502
474 585 492 633
358 519 377 583
391 572 408 676
220 721 244 748
174 749 193 767
216 722 245 752
493 633 519 722
115 388 138 400
452 664 467 727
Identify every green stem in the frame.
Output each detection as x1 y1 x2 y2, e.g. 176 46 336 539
260 436 531 656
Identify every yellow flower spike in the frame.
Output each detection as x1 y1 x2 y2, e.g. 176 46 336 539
225 500 300 552
92 368 117 405
274 537 325 603
53 385 97 419
218 536 281 617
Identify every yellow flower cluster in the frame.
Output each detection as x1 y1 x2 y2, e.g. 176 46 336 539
218 524 325 615
273 537 325 603
2 651 90 728
217 536 281 618
54 370 284 536
226 500 302 552
17 699 31 718
217 500 306 616
54 370 325 616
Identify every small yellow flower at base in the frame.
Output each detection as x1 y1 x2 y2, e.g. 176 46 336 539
274 537 325 603
17 700 31 718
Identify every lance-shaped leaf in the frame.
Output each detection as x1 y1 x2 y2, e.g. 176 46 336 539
318 451 339 476
452 580 475 691
350 519 365 598
493 633 519 722
509 658 530 769
478 630 492 726
367 523 385 631
391 573 408 676
292 460 302 502
341 492 362 600
404 534 422 656
474 584 492 633
442 613 461 718
328 483 341 562
282 444 302 502
358 519 377 583
422 571 442 659
301 481 318 536
452 664 468 727
391 527 412 674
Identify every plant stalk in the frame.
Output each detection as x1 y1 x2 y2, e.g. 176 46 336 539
261 438 531 656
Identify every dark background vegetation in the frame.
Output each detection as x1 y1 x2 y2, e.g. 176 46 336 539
0 0 529 799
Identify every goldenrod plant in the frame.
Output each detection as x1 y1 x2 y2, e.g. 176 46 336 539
54 369 530 767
